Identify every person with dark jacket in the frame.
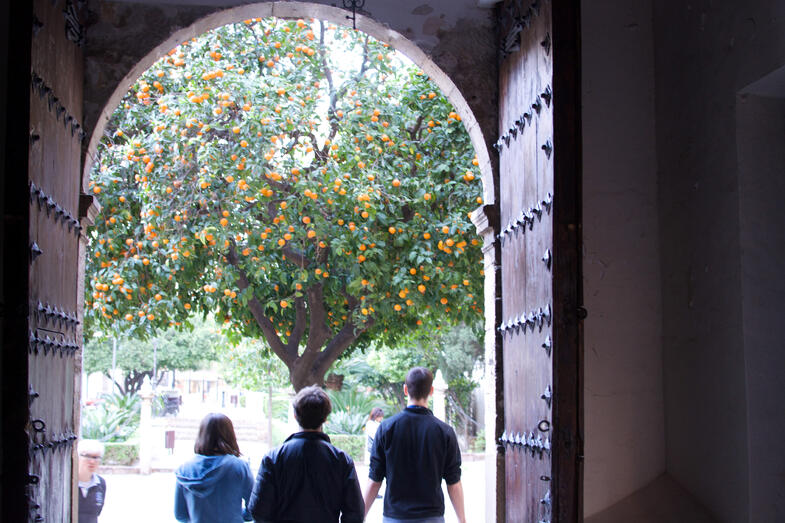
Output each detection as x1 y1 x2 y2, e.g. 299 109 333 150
248 386 364 523
78 439 106 523
174 413 254 523
363 367 466 523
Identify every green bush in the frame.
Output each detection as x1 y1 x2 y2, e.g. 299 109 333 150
471 429 485 453
329 434 365 463
81 392 141 442
327 390 387 417
325 411 367 435
103 441 139 466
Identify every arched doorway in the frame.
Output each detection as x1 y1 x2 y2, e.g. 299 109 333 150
82 4 498 521
7 1 582 521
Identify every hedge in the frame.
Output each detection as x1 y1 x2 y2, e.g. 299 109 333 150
328 434 365 464
103 441 139 466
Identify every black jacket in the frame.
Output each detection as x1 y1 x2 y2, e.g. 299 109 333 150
248 431 364 523
78 474 106 523
369 406 461 519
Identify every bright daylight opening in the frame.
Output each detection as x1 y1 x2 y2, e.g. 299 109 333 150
81 16 485 523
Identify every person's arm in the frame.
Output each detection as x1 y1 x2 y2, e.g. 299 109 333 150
241 460 255 521
95 477 107 516
247 455 276 521
363 480 383 515
365 423 386 515
340 460 365 523
174 481 189 522
446 480 466 523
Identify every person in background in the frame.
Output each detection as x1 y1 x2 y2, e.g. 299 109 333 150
363 367 466 523
174 413 253 522
248 385 364 522
365 407 384 464
78 439 107 523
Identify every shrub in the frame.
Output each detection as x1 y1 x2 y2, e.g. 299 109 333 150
470 429 486 453
324 411 367 435
81 392 140 442
329 434 365 463
327 389 387 417
103 441 139 466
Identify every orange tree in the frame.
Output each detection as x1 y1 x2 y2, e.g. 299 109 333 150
86 18 483 390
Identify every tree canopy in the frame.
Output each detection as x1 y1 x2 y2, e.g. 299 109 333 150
85 18 483 390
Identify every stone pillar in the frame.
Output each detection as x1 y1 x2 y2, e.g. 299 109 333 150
432 370 448 422
139 376 154 475
286 390 298 435
471 203 502 523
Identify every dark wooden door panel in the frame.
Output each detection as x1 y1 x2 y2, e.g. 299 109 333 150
26 1 86 521
497 0 581 521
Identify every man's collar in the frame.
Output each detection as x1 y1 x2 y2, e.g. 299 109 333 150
405 405 433 415
78 473 100 488
285 430 331 443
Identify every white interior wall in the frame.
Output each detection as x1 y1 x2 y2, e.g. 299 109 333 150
581 0 666 516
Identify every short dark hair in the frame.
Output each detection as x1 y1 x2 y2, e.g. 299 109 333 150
405 367 434 400
194 413 241 457
369 407 384 421
293 386 332 430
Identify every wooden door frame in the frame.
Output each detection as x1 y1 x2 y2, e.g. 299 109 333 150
551 0 583 520
1 1 33 521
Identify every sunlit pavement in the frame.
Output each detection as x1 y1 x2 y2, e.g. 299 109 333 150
99 457 485 522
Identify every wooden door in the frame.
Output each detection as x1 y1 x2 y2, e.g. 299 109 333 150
24 1 86 521
496 0 582 520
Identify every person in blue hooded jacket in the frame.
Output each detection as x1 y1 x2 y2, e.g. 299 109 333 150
174 413 254 522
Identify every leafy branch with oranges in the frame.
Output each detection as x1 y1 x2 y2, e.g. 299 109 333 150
86 17 483 390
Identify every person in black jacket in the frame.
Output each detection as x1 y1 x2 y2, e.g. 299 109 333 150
248 385 364 523
77 439 106 523
363 367 466 523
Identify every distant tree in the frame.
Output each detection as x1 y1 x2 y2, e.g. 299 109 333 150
334 323 483 413
218 339 291 447
84 317 223 395
218 338 290 393
84 17 483 391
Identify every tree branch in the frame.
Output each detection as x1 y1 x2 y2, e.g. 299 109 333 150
226 244 296 365
407 115 424 141
285 296 307 352
281 244 314 268
313 315 374 378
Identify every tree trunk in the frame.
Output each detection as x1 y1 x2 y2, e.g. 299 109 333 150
289 365 327 392
267 382 273 449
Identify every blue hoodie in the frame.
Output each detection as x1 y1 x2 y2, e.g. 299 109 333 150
174 454 253 523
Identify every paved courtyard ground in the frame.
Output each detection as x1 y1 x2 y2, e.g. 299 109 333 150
99 457 485 522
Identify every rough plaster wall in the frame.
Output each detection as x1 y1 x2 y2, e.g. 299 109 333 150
581 0 665 516
653 1 785 521
83 0 497 160
736 94 785 522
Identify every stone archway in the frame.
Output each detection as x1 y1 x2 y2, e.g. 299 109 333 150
82 2 497 206
80 3 503 520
